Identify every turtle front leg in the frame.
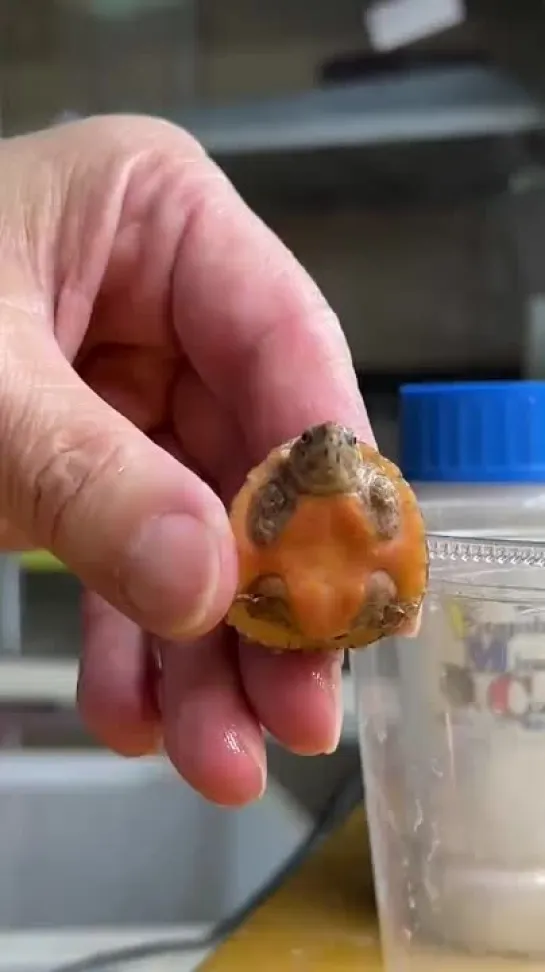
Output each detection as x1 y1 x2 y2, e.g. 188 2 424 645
247 467 299 546
357 468 400 540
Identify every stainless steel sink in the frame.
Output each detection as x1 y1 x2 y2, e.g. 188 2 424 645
0 749 310 972
0 565 358 971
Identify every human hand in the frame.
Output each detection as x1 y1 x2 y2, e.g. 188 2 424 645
0 116 372 805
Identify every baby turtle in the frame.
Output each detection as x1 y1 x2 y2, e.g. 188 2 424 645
227 422 428 652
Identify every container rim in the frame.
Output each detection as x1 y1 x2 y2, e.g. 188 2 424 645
428 532 545 565
426 532 545 601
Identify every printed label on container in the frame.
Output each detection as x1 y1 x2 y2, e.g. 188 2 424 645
440 600 545 729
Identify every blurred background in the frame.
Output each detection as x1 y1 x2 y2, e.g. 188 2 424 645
1 2 545 968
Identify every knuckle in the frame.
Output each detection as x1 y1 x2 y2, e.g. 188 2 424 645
27 424 128 549
72 115 210 192
69 114 205 158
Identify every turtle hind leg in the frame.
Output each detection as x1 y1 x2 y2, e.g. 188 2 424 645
351 570 404 635
244 574 295 630
350 570 421 644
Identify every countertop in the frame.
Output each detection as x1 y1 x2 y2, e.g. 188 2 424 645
201 807 383 972
201 810 545 972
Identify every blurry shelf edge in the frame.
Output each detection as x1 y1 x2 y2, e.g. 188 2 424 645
0 657 357 719
0 658 359 740
177 65 545 157
0 657 78 706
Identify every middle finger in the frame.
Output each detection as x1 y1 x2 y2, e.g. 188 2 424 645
159 627 266 806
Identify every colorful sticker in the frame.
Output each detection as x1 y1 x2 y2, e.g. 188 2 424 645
441 600 545 729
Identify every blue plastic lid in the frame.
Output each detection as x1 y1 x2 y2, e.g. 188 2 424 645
400 381 545 483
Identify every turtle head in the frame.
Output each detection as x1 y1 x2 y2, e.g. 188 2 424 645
288 422 361 494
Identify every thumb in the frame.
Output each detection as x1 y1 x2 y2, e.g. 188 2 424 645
0 323 238 639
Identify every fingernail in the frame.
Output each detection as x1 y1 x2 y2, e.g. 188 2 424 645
231 729 267 799
241 735 267 798
125 514 221 635
322 655 344 754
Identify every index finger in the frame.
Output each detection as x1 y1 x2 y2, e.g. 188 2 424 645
171 158 374 460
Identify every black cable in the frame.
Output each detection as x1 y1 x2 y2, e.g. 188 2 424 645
49 772 363 972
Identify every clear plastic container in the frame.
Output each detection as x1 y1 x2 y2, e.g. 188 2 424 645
352 382 545 969
353 535 545 970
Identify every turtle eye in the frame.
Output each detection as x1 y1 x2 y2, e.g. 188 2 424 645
300 429 312 445
347 431 357 446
